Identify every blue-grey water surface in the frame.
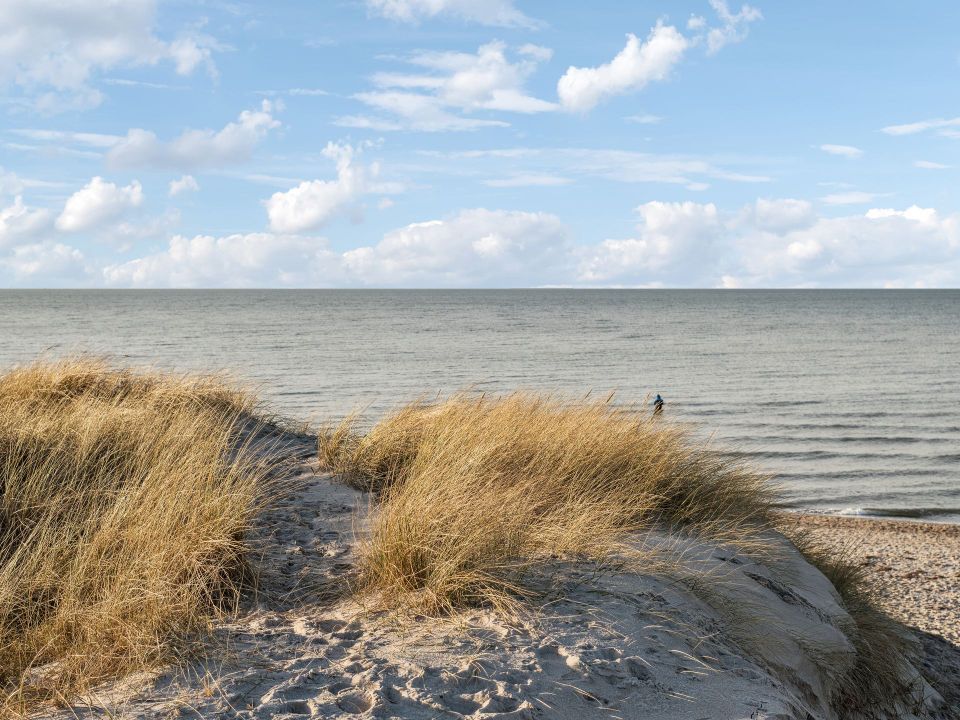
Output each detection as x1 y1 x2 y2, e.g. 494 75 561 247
1 290 957 521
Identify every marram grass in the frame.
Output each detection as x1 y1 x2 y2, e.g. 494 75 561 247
320 392 918 716
0 358 270 713
319 392 776 614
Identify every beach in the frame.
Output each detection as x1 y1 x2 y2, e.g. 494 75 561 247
792 515 960 643
791 514 960 709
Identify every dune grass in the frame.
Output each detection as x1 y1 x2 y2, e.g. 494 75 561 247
319 392 775 614
0 359 271 713
320 392 922 715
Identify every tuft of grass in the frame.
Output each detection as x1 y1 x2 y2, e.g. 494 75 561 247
319 392 775 615
0 358 270 713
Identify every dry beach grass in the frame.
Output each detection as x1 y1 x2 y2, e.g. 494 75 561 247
319 392 920 715
318 393 775 614
0 359 270 713
0 361 943 717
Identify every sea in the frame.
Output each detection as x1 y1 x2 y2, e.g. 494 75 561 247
1 289 957 523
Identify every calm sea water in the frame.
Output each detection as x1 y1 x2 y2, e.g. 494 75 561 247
1 290 957 522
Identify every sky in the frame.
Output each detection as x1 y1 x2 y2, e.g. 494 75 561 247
0 0 958 288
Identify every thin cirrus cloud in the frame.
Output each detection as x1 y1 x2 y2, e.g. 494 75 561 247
819 191 883 206
914 160 950 170
819 144 863 158
419 147 771 189
365 0 541 28
881 117 960 137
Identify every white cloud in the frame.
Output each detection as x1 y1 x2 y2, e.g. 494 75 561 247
820 144 863 158
106 208 571 287
625 113 663 124
0 242 88 285
704 0 762 54
168 34 221 79
576 199 960 288
558 25 689 113
39 196 960 288
341 209 572 285
365 0 539 28
341 41 555 131
424 147 771 186
820 191 881 206
107 101 280 170
103 233 335 287
169 175 200 197
747 198 816 232
556 2 760 114
914 160 950 170
881 117 960 136
579 201 723 284
10 129 121 149
0 197 53 247
56 177 144 233
265 142 383 233
0 0 220 111
484 174 572 187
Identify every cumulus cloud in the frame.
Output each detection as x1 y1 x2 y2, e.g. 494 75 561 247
56 177 144 233
820 144 863 158
557 2 760 113
340 42 555 131
365 0 538 28
265 142 388 233
107 101 280 170
0 242 88 286
103 233 335 287
579 201 723 284
558 24 689 113
105 208 571 287
342 208 572 285
578 199 960 288
0 0 220 111
0 196 53 247
169 175 200 197
44 196 960 288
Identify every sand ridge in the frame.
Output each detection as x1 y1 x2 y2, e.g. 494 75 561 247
42 440 952 720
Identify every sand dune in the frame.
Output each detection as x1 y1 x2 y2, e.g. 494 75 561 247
41 431 953 720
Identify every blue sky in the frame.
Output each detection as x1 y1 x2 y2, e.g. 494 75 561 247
1 0 958 287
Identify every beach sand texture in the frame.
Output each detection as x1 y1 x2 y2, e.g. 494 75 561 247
39 439 954 720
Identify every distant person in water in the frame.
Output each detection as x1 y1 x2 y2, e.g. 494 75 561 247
653 394 664 416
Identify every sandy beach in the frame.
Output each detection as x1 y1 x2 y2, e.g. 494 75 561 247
791 515 960 644
790 514 960 710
